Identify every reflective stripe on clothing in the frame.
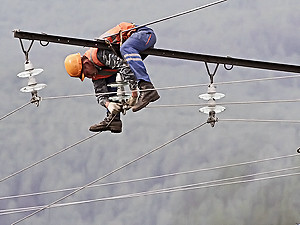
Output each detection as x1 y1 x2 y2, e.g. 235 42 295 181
125 57 143 62
120 28 156 83
124 53 143 63
124 53 140 57
145 34 152 45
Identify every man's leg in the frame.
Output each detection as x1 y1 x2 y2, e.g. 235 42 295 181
89 76 122 133
120 31 159 112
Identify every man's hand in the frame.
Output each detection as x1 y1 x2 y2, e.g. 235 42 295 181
107 102 122 114
126 90 138 107
127 96 137 107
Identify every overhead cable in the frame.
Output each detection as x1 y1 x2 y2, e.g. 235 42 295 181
219 118 300 124
2 166 300 216
56 171 300 209
40 74 300 101
155 74 300 90
147 98 300 109
0 102 31 122
215 74 300 85
217 99 300 106
1 152 300 201
42 93 94 100
10 121 208 225
0 133 100 184
124 0 227 33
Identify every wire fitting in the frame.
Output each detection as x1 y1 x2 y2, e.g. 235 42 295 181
30 91 42 107
207 110 218 127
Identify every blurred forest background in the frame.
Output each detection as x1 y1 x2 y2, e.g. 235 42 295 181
0 0 300 224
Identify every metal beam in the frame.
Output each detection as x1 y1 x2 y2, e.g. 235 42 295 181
14 30 300 74
143 48 300 74
14 30 112 50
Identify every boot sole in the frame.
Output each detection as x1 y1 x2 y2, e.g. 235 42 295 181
111 129 122 133
89 127 122 133
132 95 160 112
132 102 149 112
89 121 122 133
150 94 160 102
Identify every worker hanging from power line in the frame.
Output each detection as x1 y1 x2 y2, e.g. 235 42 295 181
64 22 159 133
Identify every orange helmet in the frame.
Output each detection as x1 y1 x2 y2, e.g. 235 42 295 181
64 53 84 81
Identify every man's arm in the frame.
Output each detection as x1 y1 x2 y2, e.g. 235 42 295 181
92 79 110 107
97 49 137 90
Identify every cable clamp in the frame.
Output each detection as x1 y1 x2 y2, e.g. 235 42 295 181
30 91 42 107
207 110 218 127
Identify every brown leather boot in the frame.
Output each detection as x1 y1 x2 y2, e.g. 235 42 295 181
89 113 122 133
132 80 160 112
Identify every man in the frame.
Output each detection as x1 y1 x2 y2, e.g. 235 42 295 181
65 48 136 133
99 22 160 112
65 22 159 133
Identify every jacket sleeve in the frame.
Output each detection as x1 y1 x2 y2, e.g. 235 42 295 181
97 49 137 90
97 49 123 69
92 79 110 107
